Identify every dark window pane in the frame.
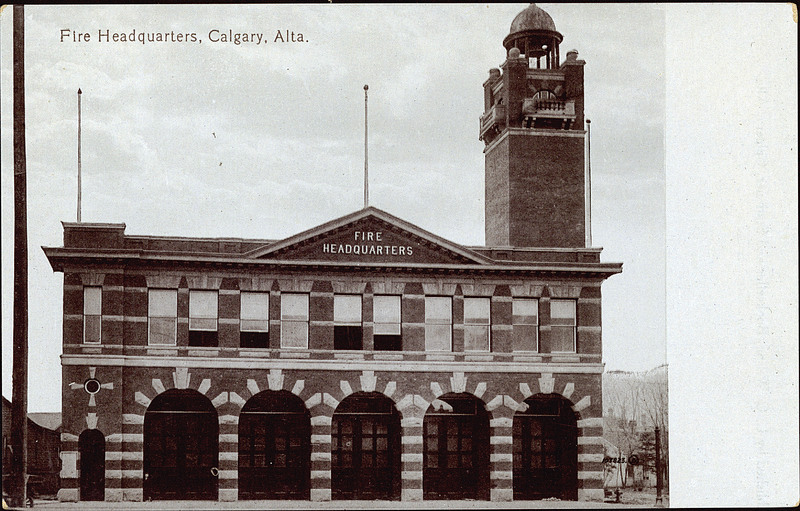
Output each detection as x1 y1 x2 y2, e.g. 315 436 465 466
241 331 269 348
189 330 218 347
334 326 363 350
373 334 402 351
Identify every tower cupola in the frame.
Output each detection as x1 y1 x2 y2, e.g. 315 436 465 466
503 3 563 70
481 4 589 249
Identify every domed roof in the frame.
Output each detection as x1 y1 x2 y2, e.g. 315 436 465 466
509 3 558 34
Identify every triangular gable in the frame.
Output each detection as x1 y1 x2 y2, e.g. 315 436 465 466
246 206 492 265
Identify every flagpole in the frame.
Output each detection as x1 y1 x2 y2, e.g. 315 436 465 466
364 84 368 208
77 88 82 222
586 118 592 247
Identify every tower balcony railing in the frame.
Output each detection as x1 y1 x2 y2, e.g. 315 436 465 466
522 98 576 129
523 98 575 117
479 104 506 141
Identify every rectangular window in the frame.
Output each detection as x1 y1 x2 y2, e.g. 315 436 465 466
463 297 490 351
550 299 576 353
148 289 177 346
334 294 362 350
189 290 218 347
83 286 102 344
240 291 269 348
281 293 308 349
373 295 401 351
425 296 452 351
512 298 539 352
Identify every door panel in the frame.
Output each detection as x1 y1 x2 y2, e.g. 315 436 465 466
423 394 489 500
239 408 310 500
79 429 105 501
513 395 578 501
143 390 219 501
332 393 400 500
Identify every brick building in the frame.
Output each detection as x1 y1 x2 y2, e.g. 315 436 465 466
43 4 621 503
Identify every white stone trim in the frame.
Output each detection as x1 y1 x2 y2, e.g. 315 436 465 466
577 417 603 429
490 417 512 428
311 416 332 426
61 354 606 374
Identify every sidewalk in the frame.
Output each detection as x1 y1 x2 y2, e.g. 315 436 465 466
12 497 668 510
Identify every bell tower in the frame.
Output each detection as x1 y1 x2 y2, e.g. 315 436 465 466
481 4 588 248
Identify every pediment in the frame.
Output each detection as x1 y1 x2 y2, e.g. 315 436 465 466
246 207 491 266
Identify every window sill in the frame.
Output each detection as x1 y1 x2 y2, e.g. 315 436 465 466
146 348 178 356
425 353 455 361
279 351 311 359
333 352 365 360
373 353 404 361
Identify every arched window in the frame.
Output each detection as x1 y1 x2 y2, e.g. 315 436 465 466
532 90 557 103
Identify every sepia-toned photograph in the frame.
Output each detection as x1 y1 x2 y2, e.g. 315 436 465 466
1 3 796 509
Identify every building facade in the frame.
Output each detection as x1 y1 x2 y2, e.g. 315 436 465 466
44 4 621 503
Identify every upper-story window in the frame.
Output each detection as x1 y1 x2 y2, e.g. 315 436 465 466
334 294 362 350
532 90 556 103
189 290 218 347
550 299 576 353
83 286 102 344
148 289 177 346
240 291 269 348
512 298 539 352
373 295 401 351
463 297 491 352
281 293 308 349
425 296 452 351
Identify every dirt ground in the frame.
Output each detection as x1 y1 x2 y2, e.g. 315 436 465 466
605 487 669 507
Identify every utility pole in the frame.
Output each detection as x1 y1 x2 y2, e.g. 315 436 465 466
655 426 663 506
10 3 30 508
77 88 82 222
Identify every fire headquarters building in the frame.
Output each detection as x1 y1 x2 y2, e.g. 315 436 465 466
44 4 621 503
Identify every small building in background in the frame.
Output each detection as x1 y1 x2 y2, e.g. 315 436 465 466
2 397 62 497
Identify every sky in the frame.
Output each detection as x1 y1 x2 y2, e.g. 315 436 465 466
1 4 665 413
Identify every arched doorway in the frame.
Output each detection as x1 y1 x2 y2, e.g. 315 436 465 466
513 393 578 500
331 392 401 500
143 389 219 500
423 393 490 500
79 429 105 501
238 390 310 500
